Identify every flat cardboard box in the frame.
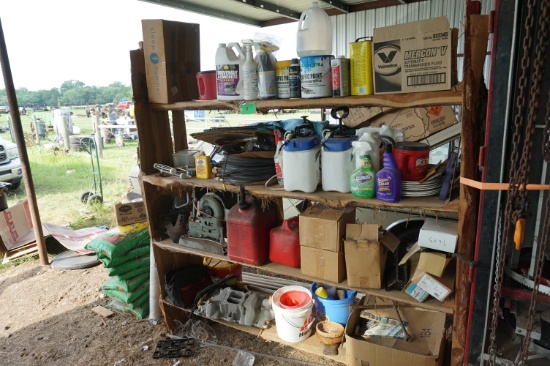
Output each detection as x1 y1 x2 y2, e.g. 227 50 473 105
341 106 393 128
345 298 446 366
300 246 346 283
403 263 455 303
418 218 459 253
299 205 355 252
0 200 35 251
142 19 200 103
344 224 400 289
399 243 453 277
369 106 457 141
372 16 458 94
114 201 148 226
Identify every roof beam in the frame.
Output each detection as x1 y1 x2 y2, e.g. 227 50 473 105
139 0 262 27
233 0 300 20
318 0 349 13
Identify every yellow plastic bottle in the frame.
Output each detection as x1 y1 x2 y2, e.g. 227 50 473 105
194 153 212 179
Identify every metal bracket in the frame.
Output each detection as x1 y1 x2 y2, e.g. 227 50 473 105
454 252 477 268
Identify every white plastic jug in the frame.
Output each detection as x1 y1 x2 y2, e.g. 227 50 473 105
297 2 332 57
215 42 245 100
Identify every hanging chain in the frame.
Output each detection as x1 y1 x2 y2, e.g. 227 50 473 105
486 0 538 364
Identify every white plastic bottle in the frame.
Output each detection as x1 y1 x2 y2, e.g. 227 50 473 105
297 2 332 57
215 43 245 101
352 132 380 171
242 43 259 100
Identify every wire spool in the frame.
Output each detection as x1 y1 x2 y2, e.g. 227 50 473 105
217 156 276 184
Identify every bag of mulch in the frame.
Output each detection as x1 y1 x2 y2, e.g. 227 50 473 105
111 265 149 281
102 280 150 304
100 272 149 293
100 244 150 268
95 236 150 260
106 255 150 276
85 222 150 259
107 298 149 319
127 289 149 310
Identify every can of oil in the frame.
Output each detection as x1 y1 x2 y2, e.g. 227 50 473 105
331 56 350 97
350 37 374 95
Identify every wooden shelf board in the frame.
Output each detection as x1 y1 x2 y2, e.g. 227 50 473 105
142 175 459 213
155 239 455 315
149 88 463 112
160 300 346 363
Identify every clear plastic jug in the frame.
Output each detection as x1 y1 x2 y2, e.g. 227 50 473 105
297 2 332 57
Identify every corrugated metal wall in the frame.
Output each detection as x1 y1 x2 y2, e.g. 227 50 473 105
331 0 495 81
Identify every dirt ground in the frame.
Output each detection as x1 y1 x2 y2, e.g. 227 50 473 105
0 259 343 366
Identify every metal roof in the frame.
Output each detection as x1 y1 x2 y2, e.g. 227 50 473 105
139 0 426 27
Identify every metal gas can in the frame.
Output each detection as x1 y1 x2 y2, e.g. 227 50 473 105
269 216 300 268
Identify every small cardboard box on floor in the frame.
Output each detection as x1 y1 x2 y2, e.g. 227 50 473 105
345 297 446 366
141 19 200 104
344 224 400 289
372 16 458 94
114 201 148 226
369 105 457 141
299 205 355 283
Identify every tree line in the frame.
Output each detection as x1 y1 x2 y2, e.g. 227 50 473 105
0 80 132 108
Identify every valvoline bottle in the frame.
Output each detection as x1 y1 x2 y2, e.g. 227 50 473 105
226 185 278 265
375 136 402 203
269 216 300 268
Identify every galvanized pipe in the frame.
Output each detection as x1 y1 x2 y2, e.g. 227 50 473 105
0 18 48 265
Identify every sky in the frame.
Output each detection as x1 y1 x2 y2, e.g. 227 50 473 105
0 0 298 91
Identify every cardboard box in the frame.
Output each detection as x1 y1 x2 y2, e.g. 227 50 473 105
341 106 393 128
372 16 458 94
344 224 400 289
403 263 455 303
299 205 355 252
114 201 148 226
142 19 200 103
418 218 458 253
369 106 457 141
345 298 446 366
0 200 35 251
300 246 346 283
399 243 453 277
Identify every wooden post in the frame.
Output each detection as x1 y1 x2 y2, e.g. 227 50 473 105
0 18 48 265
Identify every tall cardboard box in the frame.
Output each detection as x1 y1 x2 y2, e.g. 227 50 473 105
345 298 446 366
372 17 458 94
300 246 346 283
142 20 200 103
344 224 400 289
299 205 355 252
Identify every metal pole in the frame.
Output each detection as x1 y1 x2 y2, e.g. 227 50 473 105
92 114 103 158
0 18 48 265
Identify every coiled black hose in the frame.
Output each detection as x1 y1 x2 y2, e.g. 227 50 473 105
217 156 276 185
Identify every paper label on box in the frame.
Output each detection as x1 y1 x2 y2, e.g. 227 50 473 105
417 275 450 301
405 282 429 302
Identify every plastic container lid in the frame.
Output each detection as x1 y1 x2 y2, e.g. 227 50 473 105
284 136 320 152
323 136 356 152
279 290 311 309
395 141 430 151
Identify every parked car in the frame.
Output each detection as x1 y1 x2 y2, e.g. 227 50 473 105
0 106 8 113
0 137 22 189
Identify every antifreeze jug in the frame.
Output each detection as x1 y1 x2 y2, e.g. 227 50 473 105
297 2 332 57
226 185 278 266
283 125 321 193
322 135 356 193
269 216 300 268
216 43 245 101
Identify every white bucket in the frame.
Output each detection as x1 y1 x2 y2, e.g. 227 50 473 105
322 148 354 193
282 145 321 193
271 286 314 343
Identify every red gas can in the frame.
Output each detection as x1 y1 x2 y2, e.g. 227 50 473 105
269 216 300 268
394 141 430 181
226 186 278 265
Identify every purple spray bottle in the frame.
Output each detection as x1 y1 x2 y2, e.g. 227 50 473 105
375 136 402 203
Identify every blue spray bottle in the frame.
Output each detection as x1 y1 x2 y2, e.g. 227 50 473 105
375 136 402 203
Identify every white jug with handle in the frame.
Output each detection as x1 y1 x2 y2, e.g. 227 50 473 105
296 2 332 57
216 42 246 100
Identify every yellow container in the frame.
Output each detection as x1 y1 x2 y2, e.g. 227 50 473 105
194 153 212 179
350 37 374 95
276 60 292 99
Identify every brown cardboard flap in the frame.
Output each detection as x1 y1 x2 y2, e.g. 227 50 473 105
306 205 350 220
346 223 379 241
399 242 421 266
374 16 450 39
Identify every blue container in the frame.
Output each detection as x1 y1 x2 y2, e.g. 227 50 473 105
310 282 356 325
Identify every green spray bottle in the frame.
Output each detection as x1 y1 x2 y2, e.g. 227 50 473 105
350 154 376 198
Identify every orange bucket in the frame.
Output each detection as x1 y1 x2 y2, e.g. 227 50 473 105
203 257 242 281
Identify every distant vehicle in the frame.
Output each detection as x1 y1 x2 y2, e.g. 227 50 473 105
117 100 133 109
0 106 8 113
0 137 23 189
